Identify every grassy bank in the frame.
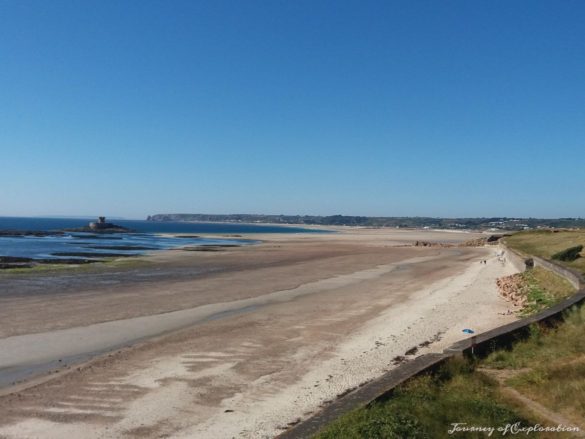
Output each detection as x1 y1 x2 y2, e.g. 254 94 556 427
484 306 585 426
518 267 575 315
315 357 534 438
315 307 585 438
505 230 585 275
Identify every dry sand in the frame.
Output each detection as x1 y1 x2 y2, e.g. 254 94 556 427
0 228 518 438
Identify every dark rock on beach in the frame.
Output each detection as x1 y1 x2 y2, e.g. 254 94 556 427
182 244 241 252
0 256 37 268
84 245 158 251
38 258 98 265
70 234 124 240
0 231 65 237
0 263 35 269
0 255 99 270
63 226 133 234
51 252 137 258
0 256 35 263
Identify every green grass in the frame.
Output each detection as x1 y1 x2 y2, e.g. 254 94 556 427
509 360 585 420
519 267 575 315
484 306 585 424
314 358 532 439
315 306 585 438
505 230 585 275
484 307 585 370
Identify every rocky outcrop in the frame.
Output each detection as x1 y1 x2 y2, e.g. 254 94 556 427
63 217 133 234
413 241 453 247
496 273 527 307
64 226 132 233
0 230 65 237
459 235 507 247
413 235 506 248
0 255 99 270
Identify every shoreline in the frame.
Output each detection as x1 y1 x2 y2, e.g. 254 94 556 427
0 228 513 438
0 231 258 271
152 220 486 234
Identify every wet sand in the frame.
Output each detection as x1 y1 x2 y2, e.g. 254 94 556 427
0 228 517 438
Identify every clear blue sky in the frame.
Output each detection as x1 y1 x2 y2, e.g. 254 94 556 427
1 0 584 219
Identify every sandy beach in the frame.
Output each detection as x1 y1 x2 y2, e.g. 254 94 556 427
0 228 518 438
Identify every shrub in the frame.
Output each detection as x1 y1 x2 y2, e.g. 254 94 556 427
551 245 583 262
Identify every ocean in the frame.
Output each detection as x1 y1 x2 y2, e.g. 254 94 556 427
0 217 324 260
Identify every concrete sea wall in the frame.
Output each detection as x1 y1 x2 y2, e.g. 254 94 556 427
503 246 530 272
531 255 584 290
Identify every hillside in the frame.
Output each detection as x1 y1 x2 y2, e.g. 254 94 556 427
147 214 585 231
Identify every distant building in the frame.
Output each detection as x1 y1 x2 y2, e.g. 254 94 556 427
89 216 114 230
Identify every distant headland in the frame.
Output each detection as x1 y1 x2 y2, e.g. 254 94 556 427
146 213 585 231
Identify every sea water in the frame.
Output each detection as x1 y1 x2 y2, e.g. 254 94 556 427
0 217 324 260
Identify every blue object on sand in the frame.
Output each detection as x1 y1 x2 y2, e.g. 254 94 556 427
462 329 475 334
